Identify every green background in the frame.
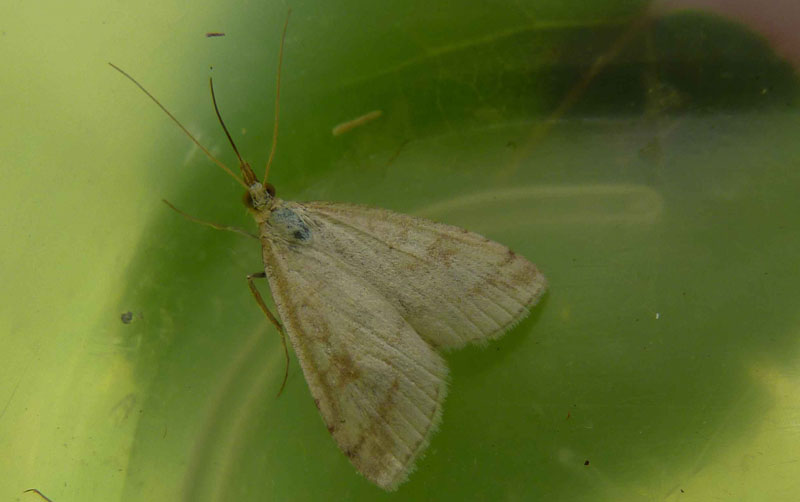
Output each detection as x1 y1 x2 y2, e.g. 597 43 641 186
2 0 800 500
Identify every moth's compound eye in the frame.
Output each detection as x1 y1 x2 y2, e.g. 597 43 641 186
265 183 276 197
242 191 254 209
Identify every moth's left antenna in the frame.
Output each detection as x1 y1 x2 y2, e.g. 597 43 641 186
108 62 248 189
209 76 259 186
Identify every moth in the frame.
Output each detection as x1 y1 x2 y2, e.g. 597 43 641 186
110 13 546 491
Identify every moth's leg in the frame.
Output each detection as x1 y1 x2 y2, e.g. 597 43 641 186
163 199 258 240
247 272 290 397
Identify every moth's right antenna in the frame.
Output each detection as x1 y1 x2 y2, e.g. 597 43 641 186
263 8 291 184
108 62 247 189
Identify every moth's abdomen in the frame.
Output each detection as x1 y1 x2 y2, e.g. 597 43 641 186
267 205 313 244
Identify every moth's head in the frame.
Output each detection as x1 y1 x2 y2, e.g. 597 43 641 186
237 158 275 213
243 180 276 214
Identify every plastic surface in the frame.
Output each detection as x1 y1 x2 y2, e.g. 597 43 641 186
2 1 799 501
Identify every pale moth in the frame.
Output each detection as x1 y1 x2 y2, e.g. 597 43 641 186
110 14 547 491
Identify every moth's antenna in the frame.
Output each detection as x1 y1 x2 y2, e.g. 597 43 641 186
263 9 291 183
109 63 248 189
209 76 258 186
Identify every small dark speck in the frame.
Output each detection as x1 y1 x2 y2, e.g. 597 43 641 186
681 489 685 493
205 32 225 38
293 231 304 240
121 311 133 324
584 460 590 466
506 140 517 149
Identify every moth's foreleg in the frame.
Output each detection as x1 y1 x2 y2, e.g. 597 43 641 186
247 271 290 397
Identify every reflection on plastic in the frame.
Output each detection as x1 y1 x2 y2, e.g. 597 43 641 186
417 184 664 227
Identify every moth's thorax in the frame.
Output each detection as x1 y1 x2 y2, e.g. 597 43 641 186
260 200 313 245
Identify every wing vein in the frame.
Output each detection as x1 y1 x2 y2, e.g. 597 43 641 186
360 352 440 414
311 212 508 337
302 249 446 388
314 209 528 323
348 381 424 447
